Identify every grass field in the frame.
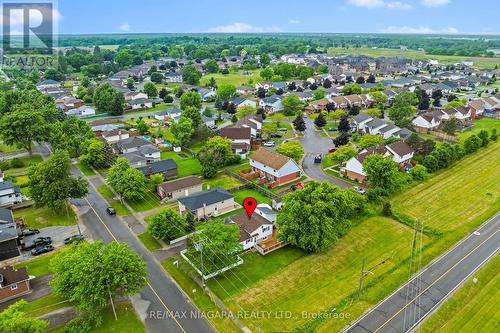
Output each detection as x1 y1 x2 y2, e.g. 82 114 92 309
160 151 201 177
15 250 59 276
126 189 162 213
232 188 272 205
200 70 262 87
327 47 500 69
77 162 96 176
109 201 131 216
457 118 500 142
14 205 77 229
420 254 500 333
202 173 243 190
3 155 43 175
97 185 115 199
24 293 69 317
0 142 22 153
138 231 162 251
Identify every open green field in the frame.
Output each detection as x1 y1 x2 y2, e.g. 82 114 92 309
327 47 500 69
212 216 425 332
420 254 500 333
160 151 201 177
200 70 262 87
14 205 77 229
232 188 272 205
457 118 500 142
126 188 162 213
15 250 59 276
202 173 243 190
24 293 69 317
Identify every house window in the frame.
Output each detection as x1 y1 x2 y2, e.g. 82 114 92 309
11 283 18 290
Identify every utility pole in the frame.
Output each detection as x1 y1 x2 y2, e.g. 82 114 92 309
357 257 366 301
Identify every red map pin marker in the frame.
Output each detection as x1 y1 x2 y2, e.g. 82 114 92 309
243 197 257 218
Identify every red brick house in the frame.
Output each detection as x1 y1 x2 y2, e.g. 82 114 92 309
249 148 301 187
0 266 31 303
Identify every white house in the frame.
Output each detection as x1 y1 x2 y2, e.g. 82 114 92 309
124 91 148 101
441 106 471 121
36 79 61 92
0 172 23 207
128 98 153 110
230 97 257 109
66 105 96 118
228 211 274 251
259 95 284 113
154 108 183 122
412 111 442 132
164 72 183 83
255 204 277 224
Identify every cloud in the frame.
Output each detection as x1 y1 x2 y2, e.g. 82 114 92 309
289 19 301 24
206 22 282 33
381 25 459 34
0 8 62 35
422 0 450 7
347 0 413 10
119 23 130 32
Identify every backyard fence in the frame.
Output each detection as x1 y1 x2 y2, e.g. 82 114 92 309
224 169 280 200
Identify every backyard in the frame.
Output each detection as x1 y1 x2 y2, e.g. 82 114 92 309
456 118 500 142
160 151 201 177
14 206 77 229
202 172 243 190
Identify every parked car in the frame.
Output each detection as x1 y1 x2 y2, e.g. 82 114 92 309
31 244 54 256
328 127 338 132
263 141 275 147
353 186 366 195
106 207 116 216
290 182 305 191
33 237 52 244
271 133 283 138
278 128 288 132
19 229 40 237
64 235 84 245
21 237 52 250
328 147 337 153
314 154 323 163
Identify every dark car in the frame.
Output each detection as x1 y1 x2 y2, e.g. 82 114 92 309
31 244 54 256
314 154 323 163
19 229 40 237
271 133 283 138
328 127 338 132
328 147 337 153
106 207 116 216
64 235 84 245
21 237 52 250
33 237 52 244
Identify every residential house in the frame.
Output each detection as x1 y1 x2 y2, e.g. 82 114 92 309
66 105 95 118
229 97 257 109
228 211 274 251
127 98 153 110
259 95 284 113
0 266 31 303
441 106 471 121
250 148 301 187
202 115 216 128
0 208 20 261
157 176 202 200
0 173 22 207
236 114 263 138
220 127 252 158
36 79 60 92
138 159 177 179
412 111 443 132
236 86 255 95
178 188 235 220
468 99 485 118
111 137 161 166
124 91 148 101
164 72 183 83
305 98 330 113
101 129 130 144
154 108 183 122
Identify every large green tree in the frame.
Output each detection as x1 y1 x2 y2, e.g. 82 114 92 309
107 158 147 202
49 116 93 157
0 300 47 333
388 91 418 127
180 90 202 110
281 95 302 116
80 138 112 169
143 82 158 98
93 83 125 116
183 106 202 129
182 63 202 85
362 154 404 195
197 136 234 178
170 116 194 146
29 150 88 211
216 84 236 101
276 140 304 161
149 209 188 242
277 182 365 252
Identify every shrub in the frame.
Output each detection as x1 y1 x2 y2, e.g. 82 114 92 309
10 158 25 169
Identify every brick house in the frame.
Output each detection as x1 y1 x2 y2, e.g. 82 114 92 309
249 148 301 187
0 266 31 303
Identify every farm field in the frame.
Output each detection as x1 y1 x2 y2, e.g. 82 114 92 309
419 254 500 333
327 47 500 68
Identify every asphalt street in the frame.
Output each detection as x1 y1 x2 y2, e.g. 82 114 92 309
299 117 352 188
344 212 500 333
69 166 215 333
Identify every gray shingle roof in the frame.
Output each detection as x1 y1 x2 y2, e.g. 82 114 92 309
178 188 233 211
137 159 177 176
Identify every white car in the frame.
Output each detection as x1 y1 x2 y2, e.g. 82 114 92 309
263 141 275 147
353 186 366 195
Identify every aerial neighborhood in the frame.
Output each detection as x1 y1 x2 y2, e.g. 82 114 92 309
0 30 498 333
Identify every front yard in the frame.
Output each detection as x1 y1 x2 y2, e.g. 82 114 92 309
14 206 77 229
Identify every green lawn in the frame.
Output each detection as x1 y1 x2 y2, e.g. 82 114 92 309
160 151 201 177
15 250 59 276
162 259 242 333
420 254 500 333
200 70 262 87
109 201 132 216
138 231 162 251
232 188 272 205
202 173 243 190
3 155 43 175
77 162 96 176
14 206 76 229
24 293 69 317
0 142 22 153
227 161 250 173
457 118 500 142
12 174 30 188
126 189 162 213
97 185 115 199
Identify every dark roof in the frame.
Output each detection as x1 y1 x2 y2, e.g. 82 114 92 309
158 176 202 193
0 266 29 286
355 144 387 163
220 127 251 140
0 180 15 191
230 211 273 242
387 141 414 157
178 188 233 211
353 113 372 123
138 159 177 176
0 208 14 224
230 96 245 105
112 136 151 151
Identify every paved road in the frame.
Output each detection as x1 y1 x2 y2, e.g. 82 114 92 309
299 117 351 189
68 169 215 333
344 212 500 333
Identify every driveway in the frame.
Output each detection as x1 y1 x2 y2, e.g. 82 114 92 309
299 117 352 189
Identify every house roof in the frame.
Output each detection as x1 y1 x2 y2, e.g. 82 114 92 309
0 208 14 224
0 180 16 191
230 96 245 105
158 176 202 193
387 141 414 157
112 137 151 151
0 266 29 287
251 148 291 170
355 144 387 164
353 113 372 123
220 127 251 140
261 95 281 104
137 159 177 176
236 114 263 129
36 79 59 86
178 188 233 211
229 211 273 242
365 118 387 129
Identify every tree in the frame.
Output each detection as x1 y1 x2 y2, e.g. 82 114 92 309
180 91 202 110
107 158 147 202
442 118 458 135
359 134 384 148
183 106 202 129
158 88 168 99
238 105 256 117
80 138 111 169
281 95 302 116
170 116 194 146
49 116 93 158
185 222 243 274
149 209 188 241
205 60 219 73
256 87 266 98
356 76 365 84
182 63 202 85
388 91 418 127
491 128 497 141
341 83 362 95
277 182 364 252
217 84 236 101
260 67 274 81
417 89 430 110
93 83 125 116
276 140 304 161
313 89 325 100
478 130 490 147
150 72 163 84
431 89 443 107
410 164 429 182
367 74 376 83
293 114 306 132
143 82 158 98
463 135 482 154
322 79 332 88
363 154 404 196
317 64 329 74
0 300 47 333
329 144 357 164
50 241 147 321
338 116 351 133
136 118 150 134
29 150 88 211
446 99 465 108
197 136 233 178
369 91 388 111
333 132 351 147
314 113 327 127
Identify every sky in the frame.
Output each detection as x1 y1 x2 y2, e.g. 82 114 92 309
51 0 498 35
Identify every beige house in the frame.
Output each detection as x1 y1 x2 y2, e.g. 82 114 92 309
178 188 235 220
157 176 203 200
